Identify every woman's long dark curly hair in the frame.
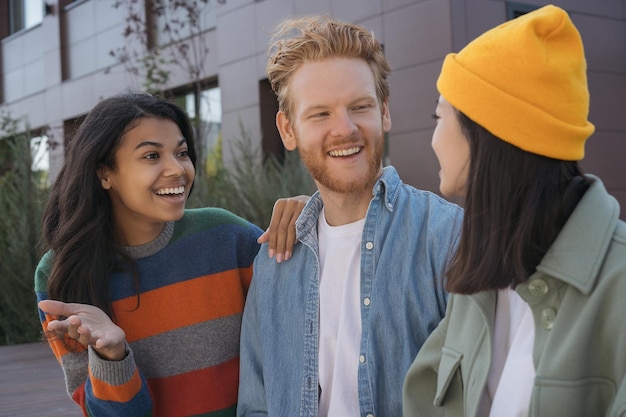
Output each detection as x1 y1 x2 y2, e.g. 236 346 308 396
42 92 197 318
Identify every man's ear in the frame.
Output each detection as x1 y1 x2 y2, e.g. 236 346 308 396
97 168 111 190
276 111 297 151
381 98 392 133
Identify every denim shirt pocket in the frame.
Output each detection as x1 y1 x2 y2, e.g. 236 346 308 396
434 346 464 406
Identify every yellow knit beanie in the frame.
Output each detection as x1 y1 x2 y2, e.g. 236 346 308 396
437 4 594 161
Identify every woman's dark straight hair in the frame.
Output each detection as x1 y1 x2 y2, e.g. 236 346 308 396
445 111 592 294
42 92 197 319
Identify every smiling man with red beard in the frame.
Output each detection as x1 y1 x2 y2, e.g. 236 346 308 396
237 15 464 417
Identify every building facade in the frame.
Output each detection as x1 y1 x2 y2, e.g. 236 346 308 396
1 0 625 217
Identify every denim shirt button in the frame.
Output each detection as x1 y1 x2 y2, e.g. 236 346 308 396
365 241 374 250
359 355 366 363
363 297 371 306
366 414 374 417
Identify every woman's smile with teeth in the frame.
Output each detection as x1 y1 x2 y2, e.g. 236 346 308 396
328 146 360 157
155 186 185 195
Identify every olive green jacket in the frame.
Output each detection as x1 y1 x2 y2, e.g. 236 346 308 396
403 176 626 417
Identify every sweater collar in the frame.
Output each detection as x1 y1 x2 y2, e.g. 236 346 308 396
119 221 175 259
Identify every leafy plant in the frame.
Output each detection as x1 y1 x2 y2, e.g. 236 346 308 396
188 126 316 230
0 112 49 345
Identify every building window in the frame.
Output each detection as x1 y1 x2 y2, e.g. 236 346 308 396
170 84 222 173
506 2 538 20
258 78 284 162
30 134 49 172
9 0 43 35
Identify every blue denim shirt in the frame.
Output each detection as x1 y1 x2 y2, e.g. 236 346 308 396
238 166 463 417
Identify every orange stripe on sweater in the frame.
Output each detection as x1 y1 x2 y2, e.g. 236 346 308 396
88 366 143 403
241 265 253 293
41 314 87 361
113 268 251 342
149 356 240 417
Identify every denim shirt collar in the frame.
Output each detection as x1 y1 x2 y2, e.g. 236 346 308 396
295 166 402 240
238 164 463 417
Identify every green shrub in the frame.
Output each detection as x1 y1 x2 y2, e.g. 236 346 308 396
188 128 316 230
0 113 48 345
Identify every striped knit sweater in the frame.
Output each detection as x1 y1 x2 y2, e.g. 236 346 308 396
35 208 262 417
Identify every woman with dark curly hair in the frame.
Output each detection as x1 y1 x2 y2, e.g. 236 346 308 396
36 92 303 417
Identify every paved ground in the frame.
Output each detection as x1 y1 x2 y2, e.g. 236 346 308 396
0 342 82 417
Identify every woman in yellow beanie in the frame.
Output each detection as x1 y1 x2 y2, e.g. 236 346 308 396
403 5 626 417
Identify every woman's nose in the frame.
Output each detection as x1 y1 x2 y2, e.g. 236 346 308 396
164 156 185 177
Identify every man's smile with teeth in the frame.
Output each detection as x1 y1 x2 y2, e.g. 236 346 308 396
155 186 185 195
328 146 361 157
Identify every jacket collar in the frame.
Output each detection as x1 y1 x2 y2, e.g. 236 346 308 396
470 290 497 325
536 175 620 294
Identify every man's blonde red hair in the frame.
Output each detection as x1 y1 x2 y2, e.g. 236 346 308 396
267 15 391 121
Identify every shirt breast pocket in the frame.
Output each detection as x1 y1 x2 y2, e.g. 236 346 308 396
435 346 464 406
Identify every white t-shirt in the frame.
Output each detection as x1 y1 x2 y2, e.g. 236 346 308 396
478 288 536 417
317 209 365 417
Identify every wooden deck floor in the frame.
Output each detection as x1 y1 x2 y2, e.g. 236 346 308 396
0 342 82 417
